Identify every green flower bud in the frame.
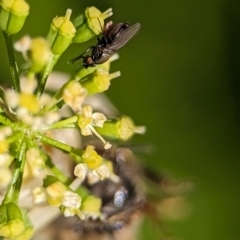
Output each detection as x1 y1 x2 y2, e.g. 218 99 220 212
15 227 34 240
74 65 98 80
0 0 29 35
0 202 32 239
85 7 112 36
15 210 34 240
47 9 76 55
95 116 146 141
81 69 120 95
72 17 94 44
27 37 50 73
81 195 102 214
73 7 113 43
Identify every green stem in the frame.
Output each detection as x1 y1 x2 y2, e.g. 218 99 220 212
38 99 60 115
0 114 13 127
45 154 69 184
3 139 26 204
38 134 84 157
7 132 22 144
39 97 66 115
48 99 65 112
2 32 21 92
42 115 78 130
36 53 60 98
26 138 70 184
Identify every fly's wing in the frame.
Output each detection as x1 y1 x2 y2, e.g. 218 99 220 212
105 22 128 43
108 23 141 52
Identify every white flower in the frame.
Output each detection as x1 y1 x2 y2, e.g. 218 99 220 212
62 191 82 217
74 163 88 182
45 181 66 207
0 127 12 138
32 187 47 203
74 163 110 184
0 153 12 167
14 35 32 59
20 77 38 93
77 105 111 149
39 93 53 107
63 81 87 112
62 191 81 208
77 105 106 135
92 164 109 180
5 89 19 109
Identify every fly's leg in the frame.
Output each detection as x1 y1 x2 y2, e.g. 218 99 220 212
68 46 95 64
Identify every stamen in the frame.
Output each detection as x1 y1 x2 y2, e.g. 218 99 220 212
109 71 121 80
101 8 113 19
88 125 112 149
65 9 72 21
134 125 147 134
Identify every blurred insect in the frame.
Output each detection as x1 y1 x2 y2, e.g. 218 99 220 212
41 145 192 240
43 146 146 240
73 146 146 239
70 21 141 68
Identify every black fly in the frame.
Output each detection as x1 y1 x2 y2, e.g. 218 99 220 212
70 21 141 68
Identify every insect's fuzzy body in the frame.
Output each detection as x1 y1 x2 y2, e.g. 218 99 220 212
38 144 191 240
40 146 146 240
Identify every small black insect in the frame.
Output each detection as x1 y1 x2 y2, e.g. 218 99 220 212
70 21 141 68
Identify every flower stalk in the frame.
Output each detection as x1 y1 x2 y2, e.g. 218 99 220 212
36 53 60 98
3 140 26 204
2 32 21 92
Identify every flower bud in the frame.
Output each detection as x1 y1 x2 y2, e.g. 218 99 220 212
81 69 120 95
0 0 29 35
15 227 34 240
73 7 113 43
27 37 50 73
86 7 113 35
0 202 33 239
72 14 94 44
15 210 34 240
81 196 102 216
47 9 76 55
95 116 146 141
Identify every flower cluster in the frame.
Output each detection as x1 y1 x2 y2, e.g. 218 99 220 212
0 1 145 239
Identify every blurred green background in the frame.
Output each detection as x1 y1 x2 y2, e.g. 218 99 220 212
1 0 240 239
